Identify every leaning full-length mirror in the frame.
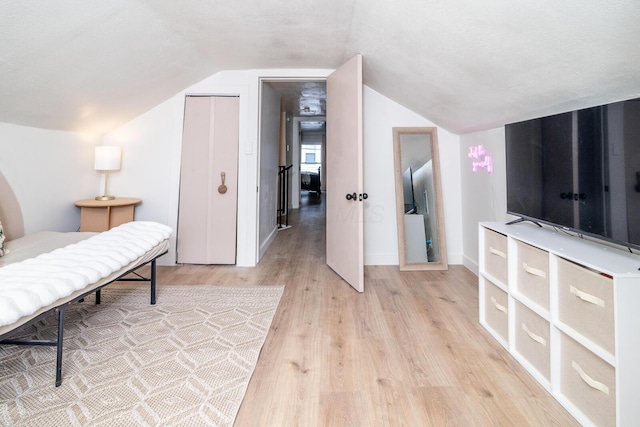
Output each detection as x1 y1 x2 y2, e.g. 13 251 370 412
393 127 448 270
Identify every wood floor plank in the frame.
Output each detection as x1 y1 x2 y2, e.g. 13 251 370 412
146 193 578 426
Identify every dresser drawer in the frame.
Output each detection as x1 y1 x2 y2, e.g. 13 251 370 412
514 301 550 381
484 279 509 343
483 228 508 286
515 241 549 310
557 257 615 355
560 333 616 427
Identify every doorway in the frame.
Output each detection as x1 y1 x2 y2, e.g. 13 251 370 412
258 79 327 252
299 120 326 200
259 55 364 292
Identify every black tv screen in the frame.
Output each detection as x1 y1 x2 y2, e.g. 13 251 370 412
505 97 640 249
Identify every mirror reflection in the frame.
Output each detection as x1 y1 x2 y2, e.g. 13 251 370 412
393 127 447 270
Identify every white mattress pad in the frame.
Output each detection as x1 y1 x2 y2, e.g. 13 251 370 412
0 221 172 328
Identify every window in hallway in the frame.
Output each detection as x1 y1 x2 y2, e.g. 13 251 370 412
301 144 322 173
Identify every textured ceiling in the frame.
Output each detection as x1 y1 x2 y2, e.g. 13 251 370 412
1 0 639 135
265 81 326 117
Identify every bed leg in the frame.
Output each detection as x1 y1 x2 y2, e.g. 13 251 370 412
95 289 101 305
55 307 65 387
151 259 157 305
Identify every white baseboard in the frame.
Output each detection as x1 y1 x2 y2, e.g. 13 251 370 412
259 226 278 261
364 251 399 265
364 252 466 266
462 255 479 276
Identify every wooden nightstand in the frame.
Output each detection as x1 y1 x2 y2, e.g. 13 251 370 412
74 197 141 232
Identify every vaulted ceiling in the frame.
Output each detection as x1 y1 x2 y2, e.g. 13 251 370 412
1 1 639 135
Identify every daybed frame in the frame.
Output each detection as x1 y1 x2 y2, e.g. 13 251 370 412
0 172 169 386
0 249 166 387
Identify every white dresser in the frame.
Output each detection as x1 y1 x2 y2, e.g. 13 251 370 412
478 221 640 426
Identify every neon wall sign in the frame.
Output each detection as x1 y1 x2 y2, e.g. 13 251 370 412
468 144 493 173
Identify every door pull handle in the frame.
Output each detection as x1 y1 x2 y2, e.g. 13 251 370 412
359 193 368 201
346 192 357 201
218 172 228 194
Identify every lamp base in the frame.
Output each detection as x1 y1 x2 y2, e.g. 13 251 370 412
95 195 116 201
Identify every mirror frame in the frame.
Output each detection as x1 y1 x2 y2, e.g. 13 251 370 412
393 127 448 270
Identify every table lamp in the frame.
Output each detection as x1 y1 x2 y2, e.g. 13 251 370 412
94 146 121 201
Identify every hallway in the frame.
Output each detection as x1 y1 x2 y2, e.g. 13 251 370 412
270 190 326 264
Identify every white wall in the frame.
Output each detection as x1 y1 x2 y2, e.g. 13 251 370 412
0 122 100 234
363 87 463 265
103 69 466 268
105 69 333 266
258 83 281 258
1 69 467 269
459 127 511 273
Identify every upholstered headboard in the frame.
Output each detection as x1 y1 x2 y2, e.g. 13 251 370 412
0 170 25 241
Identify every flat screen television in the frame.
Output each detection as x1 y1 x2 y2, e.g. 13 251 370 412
505 97 640 250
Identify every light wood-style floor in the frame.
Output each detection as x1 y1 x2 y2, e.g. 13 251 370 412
155 192 578 426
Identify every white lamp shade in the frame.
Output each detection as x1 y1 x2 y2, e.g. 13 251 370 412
94 146 122 171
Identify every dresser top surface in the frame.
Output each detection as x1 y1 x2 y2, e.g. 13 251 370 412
481 221 640 277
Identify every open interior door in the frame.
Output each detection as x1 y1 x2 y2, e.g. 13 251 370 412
326 54 364 292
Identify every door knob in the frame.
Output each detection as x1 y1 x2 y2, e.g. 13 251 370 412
359 193 368 201
346 192 357 201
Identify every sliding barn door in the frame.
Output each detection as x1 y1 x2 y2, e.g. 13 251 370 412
177 96 239 264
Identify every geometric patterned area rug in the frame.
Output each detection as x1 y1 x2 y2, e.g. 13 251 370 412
0 285 284 427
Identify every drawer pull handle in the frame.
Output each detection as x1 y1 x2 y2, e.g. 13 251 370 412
523 263 546 279
569 286 605 308
490 297 507 313
572 361 609 395
489 247 507 259
522 323 546 347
